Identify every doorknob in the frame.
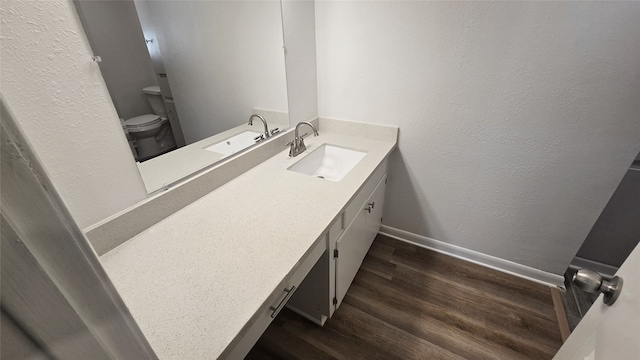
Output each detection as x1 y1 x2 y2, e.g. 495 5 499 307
572 269 623 306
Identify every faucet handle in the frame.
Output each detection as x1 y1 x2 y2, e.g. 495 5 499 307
288 141 296 157
285 133 307 148
297 137 307 153
270 128 280 135
254 134 265 142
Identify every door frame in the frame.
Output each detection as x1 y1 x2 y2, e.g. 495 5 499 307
0 97 157 359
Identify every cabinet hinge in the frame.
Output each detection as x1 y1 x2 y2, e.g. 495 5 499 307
385 178 388 184
333 297 337 306
333 249 339 258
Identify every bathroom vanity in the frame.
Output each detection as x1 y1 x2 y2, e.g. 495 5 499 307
99 118 398 359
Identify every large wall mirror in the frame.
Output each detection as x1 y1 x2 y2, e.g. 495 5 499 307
74 0 289 193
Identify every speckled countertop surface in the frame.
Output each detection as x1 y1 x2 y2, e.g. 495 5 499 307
100 119 398 359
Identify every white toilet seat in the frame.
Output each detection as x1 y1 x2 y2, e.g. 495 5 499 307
125 114 166 133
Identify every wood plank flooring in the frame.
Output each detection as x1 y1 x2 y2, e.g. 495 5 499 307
246 235 563 360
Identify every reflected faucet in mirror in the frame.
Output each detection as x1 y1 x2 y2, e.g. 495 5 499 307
249 114 269 141
249 114 283 142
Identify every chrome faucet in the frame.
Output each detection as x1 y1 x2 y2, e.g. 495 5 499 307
289 121 319 157
248 114 270 140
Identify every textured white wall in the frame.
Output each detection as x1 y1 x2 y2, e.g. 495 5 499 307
316 1 640 275
1 0 148 229
134 0 288 144
74 0 157 120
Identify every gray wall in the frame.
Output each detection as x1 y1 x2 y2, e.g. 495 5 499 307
134 0 288 144
74 0 157 120
576 160 640 268
316 1 640 275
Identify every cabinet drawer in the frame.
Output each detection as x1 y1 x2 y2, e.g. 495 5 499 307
343 158 387 228
222 238 325 359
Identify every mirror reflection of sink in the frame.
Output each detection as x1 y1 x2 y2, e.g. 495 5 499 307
204 131 262 157
288 144 367 182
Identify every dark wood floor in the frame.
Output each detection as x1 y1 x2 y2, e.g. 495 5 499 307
247 235 563 360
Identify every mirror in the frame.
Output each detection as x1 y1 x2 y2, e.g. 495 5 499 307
74 0 289 193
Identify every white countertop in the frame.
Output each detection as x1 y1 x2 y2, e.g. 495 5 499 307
100 120 397 359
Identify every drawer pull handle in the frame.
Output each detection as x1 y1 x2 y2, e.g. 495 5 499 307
365 201 375 213
269 286 296 318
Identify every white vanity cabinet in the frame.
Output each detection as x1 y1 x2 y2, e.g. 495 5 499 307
224 162 387 358
336 172 386 308
287 160 387 323
97 119 398 360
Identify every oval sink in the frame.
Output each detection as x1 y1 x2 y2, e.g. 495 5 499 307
288 144 367 182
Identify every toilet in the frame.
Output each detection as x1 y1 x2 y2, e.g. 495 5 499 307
125 86 177 161
142 85 167 117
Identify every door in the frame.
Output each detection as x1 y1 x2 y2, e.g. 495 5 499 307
553 242 640 359
1 98 157 359
364 175 386 242
336 204 368 308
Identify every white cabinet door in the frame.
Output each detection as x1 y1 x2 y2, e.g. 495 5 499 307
364 175 386 246
335 202 368 309
335 175 387 309
553 242 640 360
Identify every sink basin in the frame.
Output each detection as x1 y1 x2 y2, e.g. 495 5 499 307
204 131 261 157
288 144 367 182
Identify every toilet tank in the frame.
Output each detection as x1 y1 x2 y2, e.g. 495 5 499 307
143 86 167 117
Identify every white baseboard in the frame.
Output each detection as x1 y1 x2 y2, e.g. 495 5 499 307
379 225 566 289
571 256 618 278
